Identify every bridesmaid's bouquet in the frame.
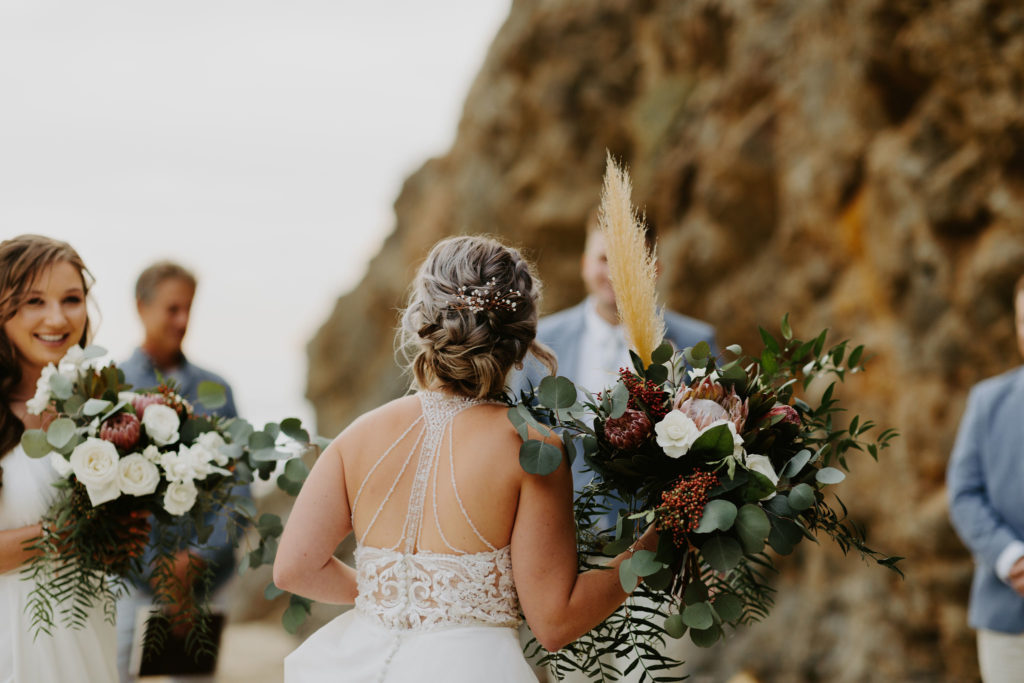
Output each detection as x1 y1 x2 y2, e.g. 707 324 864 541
511 156 902 681
20 345 317 652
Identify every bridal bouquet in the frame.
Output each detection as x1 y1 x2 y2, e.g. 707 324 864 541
20 344 316 651
511 155 902 681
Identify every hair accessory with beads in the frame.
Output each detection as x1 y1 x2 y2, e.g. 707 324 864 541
450 277 521 314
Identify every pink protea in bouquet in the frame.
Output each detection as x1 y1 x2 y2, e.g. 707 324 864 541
509 155 902 680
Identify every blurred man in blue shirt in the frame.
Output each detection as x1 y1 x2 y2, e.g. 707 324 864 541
116 261 243 682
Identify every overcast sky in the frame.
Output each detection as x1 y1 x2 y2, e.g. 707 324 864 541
0 1 510 430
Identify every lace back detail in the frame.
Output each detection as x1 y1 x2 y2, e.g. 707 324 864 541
350 391 521 633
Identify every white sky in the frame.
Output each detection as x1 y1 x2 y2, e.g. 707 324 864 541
0 1 511 431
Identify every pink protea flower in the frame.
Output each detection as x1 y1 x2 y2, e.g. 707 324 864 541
100 412 141 450
132 394 167 418
604 409 653 451
673 377 748 432
767 404 800 426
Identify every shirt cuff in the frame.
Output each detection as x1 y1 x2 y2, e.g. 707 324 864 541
995 541 1024 582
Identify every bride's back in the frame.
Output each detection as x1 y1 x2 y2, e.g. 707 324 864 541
342 393 524 555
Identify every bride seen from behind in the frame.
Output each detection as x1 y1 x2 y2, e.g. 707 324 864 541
274 235 657 682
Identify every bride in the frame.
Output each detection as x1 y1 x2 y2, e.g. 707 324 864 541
0 235 120 682
275 235 657 682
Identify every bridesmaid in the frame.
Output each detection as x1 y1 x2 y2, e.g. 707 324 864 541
0 234 119 683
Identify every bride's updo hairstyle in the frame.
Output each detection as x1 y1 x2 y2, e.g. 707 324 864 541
0 235 93 455
401 236 556 399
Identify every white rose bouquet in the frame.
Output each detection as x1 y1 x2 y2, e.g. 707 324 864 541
511 156 903 681
19 345 317 648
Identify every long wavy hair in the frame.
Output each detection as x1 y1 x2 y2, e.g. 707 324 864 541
0 235 93 457
400 235 556 399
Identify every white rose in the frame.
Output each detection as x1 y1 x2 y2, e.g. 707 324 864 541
654 410 701 458
26 365 57 415
744 453 779 499
69 437 121 506
195 431 229 467
163 479 198 516
160 446 199 483
142 404 180 446
49 451 73 478
117 453 161 496
141 444 162 463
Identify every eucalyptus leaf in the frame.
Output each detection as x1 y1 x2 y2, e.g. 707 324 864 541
712 593 744 623
735 504 771 554
507 406 529 441
538 376 577 410
519 439 562 475
197 381 227 410
253 447 291 462
682 602 714 630
282 602 310 634
645 567 673 591
690 341 710 360
618 560 638 593
701 535 743 572
690 625 722 648
761 349 778 376
609 382 629 419
46 418 77 449
248 431 275 451
743 470 777 503
645 363 668 385
280 417 310 444
283 457 310 485
650 342 674 365
227 418 255 444
816 467 846 485
264 582 285 601
782 449 813 478
82 398 112 417
257 513 284 538
788 483 816 511
82 344 107 360
768 518 804 555
726 344 742 356
664 614 687 639
695 499 738 533
629 550 663 577
49 374 73 400
21 429 52 458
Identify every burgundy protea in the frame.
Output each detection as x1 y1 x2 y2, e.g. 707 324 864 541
603 409 652 451
100 412 141 450
767 404 800 426
132 394 167 418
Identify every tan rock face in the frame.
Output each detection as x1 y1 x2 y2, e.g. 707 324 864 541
307 0 1024 679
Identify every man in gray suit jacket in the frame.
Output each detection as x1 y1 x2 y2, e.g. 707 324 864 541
948 276 1024 682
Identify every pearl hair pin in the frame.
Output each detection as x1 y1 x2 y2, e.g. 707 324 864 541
450 277 521 313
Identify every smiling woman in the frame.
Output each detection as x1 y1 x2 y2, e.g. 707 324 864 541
0 234 123 683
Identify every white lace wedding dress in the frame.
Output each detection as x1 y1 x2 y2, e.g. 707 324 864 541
284 392 537 682
0 444 118 683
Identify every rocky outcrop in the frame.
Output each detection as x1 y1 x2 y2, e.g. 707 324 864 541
307 1 1024 679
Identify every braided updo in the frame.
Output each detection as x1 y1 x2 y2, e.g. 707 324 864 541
400 236 556 399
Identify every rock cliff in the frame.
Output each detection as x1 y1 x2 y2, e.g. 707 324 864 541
307 1 1024 679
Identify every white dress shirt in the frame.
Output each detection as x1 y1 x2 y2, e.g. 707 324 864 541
575 297 632 394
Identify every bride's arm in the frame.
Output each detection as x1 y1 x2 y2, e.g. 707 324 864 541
0 523 42 574
273 438 358 604
510 443 657 652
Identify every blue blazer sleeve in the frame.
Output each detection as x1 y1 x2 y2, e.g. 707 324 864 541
947 383 1020 568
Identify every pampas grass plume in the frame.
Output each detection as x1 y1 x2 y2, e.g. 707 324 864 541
598 152 665 365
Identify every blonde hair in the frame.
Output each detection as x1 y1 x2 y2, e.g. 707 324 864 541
400 236 556 399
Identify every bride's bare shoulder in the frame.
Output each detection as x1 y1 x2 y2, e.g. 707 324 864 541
339 395 421 440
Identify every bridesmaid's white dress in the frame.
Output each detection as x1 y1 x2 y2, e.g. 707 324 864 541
0 444 118 683
284 392 537 682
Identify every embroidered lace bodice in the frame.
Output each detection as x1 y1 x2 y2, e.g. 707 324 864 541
351 391 521 632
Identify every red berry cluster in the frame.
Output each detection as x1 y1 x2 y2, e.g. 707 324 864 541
656 470 719 548
618 368 671 420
